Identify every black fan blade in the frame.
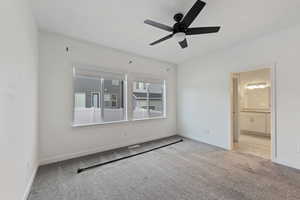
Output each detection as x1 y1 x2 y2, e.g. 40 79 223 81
144 19 173 32
182 0 206 28
178 38 188 49
150 34 173 46
186 26 220 35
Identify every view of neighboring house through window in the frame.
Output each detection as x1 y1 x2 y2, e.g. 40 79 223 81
132 80 165 119
73 67 126 125
73 66 166 125
148 83 164 117
103 78 124 122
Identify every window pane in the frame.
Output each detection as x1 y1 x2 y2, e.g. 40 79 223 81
149 83 164 117
73 67 126 125
103 79 125 122
133 81 149 119
132 80 165 119
73 76 101 125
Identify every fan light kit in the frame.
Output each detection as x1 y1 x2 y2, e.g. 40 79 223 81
174 32 186 42
246 83 269 90
144 0 221 49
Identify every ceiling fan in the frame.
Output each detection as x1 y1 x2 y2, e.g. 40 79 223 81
144 0 220 49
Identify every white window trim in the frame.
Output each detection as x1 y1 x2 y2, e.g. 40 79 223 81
72 120 130 127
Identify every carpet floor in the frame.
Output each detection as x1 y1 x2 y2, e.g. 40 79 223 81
28 136 300 200
234 134 271 159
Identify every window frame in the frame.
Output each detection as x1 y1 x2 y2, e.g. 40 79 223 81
72 65 167 127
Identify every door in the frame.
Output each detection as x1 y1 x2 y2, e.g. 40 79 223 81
91 92 101 122
92 93 100 108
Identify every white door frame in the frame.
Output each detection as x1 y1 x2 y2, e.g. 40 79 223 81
229 63 277 161
230 73 240 144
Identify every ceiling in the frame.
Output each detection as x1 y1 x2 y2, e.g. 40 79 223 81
31 0 300 64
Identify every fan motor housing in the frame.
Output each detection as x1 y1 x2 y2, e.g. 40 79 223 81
173 13 186 33
173 22 186 34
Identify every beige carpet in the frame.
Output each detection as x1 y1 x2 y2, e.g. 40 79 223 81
29 136 300 200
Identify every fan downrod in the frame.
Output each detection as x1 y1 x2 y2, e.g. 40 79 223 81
173 13 183 22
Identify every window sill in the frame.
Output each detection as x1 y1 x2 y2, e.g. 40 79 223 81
72 116 167 127
132 116 167 122
72 120 129 127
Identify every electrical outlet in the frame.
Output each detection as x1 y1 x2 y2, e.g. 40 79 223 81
203 129 210 135
297 145 300 153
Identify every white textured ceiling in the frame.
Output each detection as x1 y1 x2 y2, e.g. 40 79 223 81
31 0 300 64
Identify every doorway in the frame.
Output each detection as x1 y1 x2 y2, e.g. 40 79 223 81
230 67 276 160
91 92 100 108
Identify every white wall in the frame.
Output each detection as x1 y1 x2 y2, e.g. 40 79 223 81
177 24 300 170
0 0 38 200
39 31 177 164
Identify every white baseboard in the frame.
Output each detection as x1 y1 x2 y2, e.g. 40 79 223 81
22 165 38 200
182 132 300 170
39 133 176 165
179 133 229 150
39 143 122 165
273 158 300 170
179 133 300 171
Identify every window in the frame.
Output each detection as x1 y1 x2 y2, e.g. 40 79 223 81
132 80 165 120
73 67 126 125
73 66 167 126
